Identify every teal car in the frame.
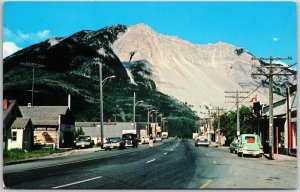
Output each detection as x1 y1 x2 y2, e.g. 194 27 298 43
237 134 264 157
229 139 239 153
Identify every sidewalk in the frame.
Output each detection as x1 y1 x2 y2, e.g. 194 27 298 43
263 153 297 161
210 142 297 161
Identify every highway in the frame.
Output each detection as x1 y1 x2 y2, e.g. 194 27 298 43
3 139 297 189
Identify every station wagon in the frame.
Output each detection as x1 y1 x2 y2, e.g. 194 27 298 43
237 134 264 157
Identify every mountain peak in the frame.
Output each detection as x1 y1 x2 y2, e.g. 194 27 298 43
128 23 156 34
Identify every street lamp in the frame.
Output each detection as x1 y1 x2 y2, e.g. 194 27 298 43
203 105 212 143
147 109 157 135
133 92 143 132
102 75 116 86
98 61 116 147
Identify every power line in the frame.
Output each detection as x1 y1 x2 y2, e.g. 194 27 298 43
225 90 249 136
251 56 293 160
226 62 297 110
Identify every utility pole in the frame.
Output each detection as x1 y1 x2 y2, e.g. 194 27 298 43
202 105 212 142
251 56 292 160
211 107 226 145
225 90 249 136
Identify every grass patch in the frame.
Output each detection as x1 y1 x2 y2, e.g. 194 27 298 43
3 147 69 164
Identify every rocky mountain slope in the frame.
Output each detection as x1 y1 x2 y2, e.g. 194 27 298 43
3 24 197 127
112 24 296 113
3 23 296 121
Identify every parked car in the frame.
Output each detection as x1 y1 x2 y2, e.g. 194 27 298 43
237 134 264 157
103 137 125 150
229 139 239 153
155 136 162 142
161 132 168 139
122 133 138 148
75 135 94 149
195 138 209 147
140 136 149 144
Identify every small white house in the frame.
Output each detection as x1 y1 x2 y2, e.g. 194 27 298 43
7 118 33 151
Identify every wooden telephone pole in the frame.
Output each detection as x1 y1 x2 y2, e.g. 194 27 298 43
251 56 292 160
211 107 226 145
225 90 249 136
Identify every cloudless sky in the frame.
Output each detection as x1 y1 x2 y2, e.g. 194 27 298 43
3 1 297 67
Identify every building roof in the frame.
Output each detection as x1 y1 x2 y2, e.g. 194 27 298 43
19 106 69 126
11 118 32 129
3 100 22 121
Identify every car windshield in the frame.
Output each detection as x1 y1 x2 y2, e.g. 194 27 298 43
78 136 90 141
122 134 136 139
107 137 120 142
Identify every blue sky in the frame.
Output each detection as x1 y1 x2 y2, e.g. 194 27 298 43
3 1 297 68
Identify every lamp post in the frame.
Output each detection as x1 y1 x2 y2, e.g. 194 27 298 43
147 109 157 135
161 117 166 132
203 105 212 143
133 92 143 132
98 61 116 147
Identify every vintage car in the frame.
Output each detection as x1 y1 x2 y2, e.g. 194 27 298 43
229 138 239 153
74 135 94 149
140 136 149 144
155 136 162 142
195 138 209 147
122 133 138 148
237 134 264 157
103 137 125 150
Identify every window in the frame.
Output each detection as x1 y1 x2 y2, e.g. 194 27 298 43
246 137 255 143
12 131 17 141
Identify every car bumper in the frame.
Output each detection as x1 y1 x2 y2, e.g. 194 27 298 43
240 149 263 155
103 144 120 149
196 142 209 146
75 142 91 148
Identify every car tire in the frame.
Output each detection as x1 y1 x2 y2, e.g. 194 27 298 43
238 152 242 157
230 150 233 153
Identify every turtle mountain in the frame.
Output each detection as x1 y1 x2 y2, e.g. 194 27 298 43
3 24 296 121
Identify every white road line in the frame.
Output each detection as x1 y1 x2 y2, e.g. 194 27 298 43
164 152 168 155
52 176 102 189
146 159 156 164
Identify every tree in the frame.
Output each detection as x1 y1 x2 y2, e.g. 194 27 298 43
213 106 252 145
75 127 85 138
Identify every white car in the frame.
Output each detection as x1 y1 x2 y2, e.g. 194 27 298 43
141 136 149 144
195 138 209 147
103 137 125 150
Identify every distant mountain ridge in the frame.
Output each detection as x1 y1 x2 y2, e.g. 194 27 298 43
112 23 296 111
3 23 296 120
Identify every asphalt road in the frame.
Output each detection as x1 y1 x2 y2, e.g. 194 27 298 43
3 139 297 189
